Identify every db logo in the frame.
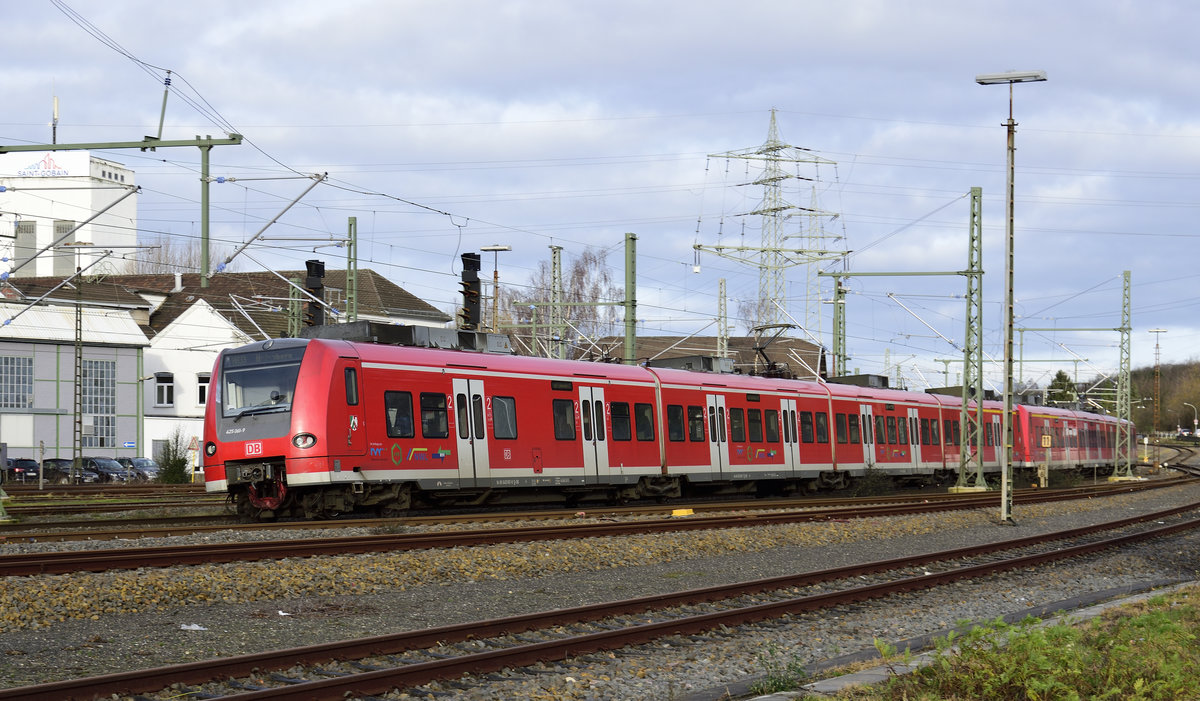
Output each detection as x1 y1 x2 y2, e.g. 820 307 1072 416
246 442 264 456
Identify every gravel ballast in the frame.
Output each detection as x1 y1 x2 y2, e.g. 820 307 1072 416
2 479 1199 699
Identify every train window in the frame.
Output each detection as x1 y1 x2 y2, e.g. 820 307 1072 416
943 419 954 445
886 416 897 445
384 391 414 438
611 402 631 441
492 396 517 439
635 403 655 441
876 416 887 445
862 414 872 444
764 409 780 442
835 413 848 444
420 393 449 439
920 418 930 446
667 405 685 442
582 400 594 441
718 406 727 442
552 398 576 440
729 408 746 442
930 418 940 445
953 421 961 446
848 414 860 444
688 406 706 442
799 411 815 443
344 368 359 406
457 393 470 439
594 400 605 440
472 394 485 440
896 416 907 445
815 413 829 443
748 409 763 442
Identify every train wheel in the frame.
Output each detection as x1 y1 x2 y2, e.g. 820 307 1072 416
378 484 414 517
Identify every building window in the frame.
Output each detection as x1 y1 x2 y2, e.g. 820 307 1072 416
52 220 76 277
0 356 33 408
197 373 210 406
155 373 174 407
81 359 115 448
14 221 36 270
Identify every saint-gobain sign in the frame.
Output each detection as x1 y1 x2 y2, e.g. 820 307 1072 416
0 151 91 177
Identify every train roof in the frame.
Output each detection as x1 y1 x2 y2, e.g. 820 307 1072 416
232 336 1125 425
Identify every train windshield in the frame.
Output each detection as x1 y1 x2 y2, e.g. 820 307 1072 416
220 345 306 419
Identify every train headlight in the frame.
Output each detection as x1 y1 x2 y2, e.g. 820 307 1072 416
292 432 317 449
204 442 217 457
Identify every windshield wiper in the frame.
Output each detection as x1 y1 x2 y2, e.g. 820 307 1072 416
231 404 290 423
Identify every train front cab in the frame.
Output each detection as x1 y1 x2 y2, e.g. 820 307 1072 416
205 339 311 516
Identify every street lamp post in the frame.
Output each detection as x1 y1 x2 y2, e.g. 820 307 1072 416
1184 402 1198 436
976 69 1047 525
480 245 511 333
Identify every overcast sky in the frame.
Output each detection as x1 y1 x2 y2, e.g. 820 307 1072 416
4 1 1199 403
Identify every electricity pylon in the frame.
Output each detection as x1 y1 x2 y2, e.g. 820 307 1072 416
695 110 845 332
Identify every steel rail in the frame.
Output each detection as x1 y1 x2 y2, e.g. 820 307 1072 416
0 480 1190 577
3 502 1197 700
2 476 1188 542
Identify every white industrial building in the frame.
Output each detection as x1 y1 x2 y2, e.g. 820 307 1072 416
0 150 138 278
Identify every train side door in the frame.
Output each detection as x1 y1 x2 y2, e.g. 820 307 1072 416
706 394 728 476
579 386 610 481
335 358 366 458
780 398 801 474
907 407 923 468
859 404 875 467
452 378 491 485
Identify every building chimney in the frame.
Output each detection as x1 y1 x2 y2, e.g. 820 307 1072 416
172 273 183 293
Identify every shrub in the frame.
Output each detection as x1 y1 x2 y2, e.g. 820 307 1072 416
157 426 192 484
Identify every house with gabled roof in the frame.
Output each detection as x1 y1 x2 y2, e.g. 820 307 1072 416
0 268 450 473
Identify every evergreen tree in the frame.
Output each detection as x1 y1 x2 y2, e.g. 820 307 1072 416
1046 369 1076 407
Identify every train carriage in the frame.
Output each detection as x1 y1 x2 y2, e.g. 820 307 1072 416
204 333 1131 520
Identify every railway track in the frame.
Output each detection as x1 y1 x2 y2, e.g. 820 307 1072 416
0 477 1190 577
2 475 1188 543
3 501 1197 700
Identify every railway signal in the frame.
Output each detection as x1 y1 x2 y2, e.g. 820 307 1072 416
304 259 325 326
459 252 482 330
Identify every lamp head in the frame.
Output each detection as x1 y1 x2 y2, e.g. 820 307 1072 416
976 70 1048 85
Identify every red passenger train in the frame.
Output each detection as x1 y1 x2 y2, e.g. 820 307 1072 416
202 330 1128 519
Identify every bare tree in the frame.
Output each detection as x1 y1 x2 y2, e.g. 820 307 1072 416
500 246 624 356
135 234 237 275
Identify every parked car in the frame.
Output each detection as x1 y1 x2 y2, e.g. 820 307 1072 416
41 458 101 484
81 457 133 483
4 457 41 483
117 457 161 481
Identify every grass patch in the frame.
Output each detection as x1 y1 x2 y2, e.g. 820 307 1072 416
749 641 809 695
826 586 1200 700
